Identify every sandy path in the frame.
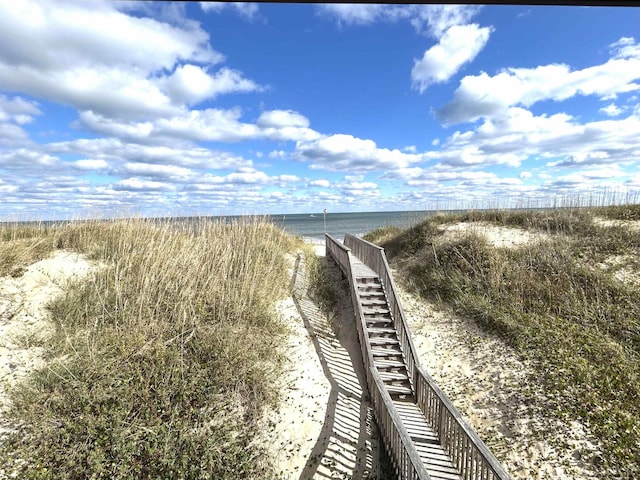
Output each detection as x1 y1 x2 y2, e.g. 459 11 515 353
0 251 97 439
266 245 380 479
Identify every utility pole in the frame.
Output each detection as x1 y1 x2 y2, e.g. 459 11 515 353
323 208 327 233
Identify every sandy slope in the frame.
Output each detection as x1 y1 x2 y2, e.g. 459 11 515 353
397 222 609 479
266 244 380 479
0 251 97 438
399 289 604 479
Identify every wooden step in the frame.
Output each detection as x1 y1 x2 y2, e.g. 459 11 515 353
385 384 413 396
364 313 393 325
371 347 403 358
367 326 397 335
363 309 390 315
357 285 384 293
360 298 387 306
369 337 400 346
374 358 406 369
365 320 393 329
356 276 379 284
358 288 385 295
379 371 410 382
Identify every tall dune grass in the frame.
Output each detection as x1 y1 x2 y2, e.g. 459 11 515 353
365 205 640 478
0 217 300 479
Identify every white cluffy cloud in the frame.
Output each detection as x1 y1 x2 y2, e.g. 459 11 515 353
0 0 260 120
437 37 640 125
163 65 262 105
0 95 42 124
200 2 260 20
294 134 427 172
599 103 623 117
411 24 492 92
76 108 320 144
318 4 482 38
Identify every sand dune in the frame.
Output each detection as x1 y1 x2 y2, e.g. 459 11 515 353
0 251 98 440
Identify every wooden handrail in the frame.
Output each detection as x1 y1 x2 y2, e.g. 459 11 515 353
343 234 511 480
325 234 431 480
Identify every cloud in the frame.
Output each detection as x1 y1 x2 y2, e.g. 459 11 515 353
200 2 260 21
0 123 30 146
437 37 640 125
610 36 640 60
436 106 640 169
163 65 262 105
77 108 320 144
0 1 261 120
317 4 482 38
407 4 483 38
599 103 623 117
310 179 330 188
114 178 176 192
48 138 253 170
123 162 193 179
0 95 42 124
0 149 60 171
74 159 109 170
294 134 425 172
257 110 310 128
412 24 492 92
190 169 300 188
317 5 388 26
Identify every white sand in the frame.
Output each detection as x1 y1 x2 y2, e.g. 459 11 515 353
399 289 605 479
0 251 98 436
266 246 379 479
593 217 640 231
440 221 548 248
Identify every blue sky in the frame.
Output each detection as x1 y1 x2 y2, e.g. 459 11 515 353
1 1 639 220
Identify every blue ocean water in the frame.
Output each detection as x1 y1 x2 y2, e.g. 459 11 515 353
267 210 435 242
7 210 435 243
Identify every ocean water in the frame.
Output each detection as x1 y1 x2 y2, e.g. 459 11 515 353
10 210 435 243
267 210 435 242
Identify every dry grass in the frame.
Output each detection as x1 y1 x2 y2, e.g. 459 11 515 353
0 217 301 479
0 222 62 278
366 205 640 479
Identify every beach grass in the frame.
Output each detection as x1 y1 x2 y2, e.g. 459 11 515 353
365 204 640 478
0 222 60 278
0 217 301 479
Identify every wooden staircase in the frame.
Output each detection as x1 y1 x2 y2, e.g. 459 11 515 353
357 277 414 398
356 276 461 479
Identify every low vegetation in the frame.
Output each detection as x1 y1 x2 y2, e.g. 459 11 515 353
0 218 301 479
0 222 60 278
365 205 640 478
306 252 339 316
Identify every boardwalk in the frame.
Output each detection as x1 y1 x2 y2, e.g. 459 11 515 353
326 234 511 480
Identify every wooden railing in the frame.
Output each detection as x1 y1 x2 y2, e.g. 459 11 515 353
325 234 430 480
342 234 511 480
